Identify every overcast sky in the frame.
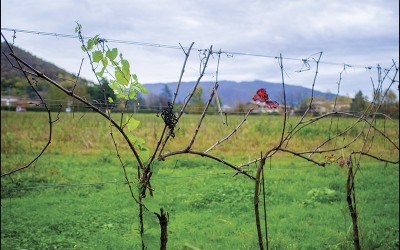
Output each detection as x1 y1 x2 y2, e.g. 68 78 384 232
1 0 399 98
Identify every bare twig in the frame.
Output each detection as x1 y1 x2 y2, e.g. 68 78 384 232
185 80 220 151
204 108 254 153
160 149 255 180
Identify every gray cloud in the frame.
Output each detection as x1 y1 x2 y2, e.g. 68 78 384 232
1 0 398 97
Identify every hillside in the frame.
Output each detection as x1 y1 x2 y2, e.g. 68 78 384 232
1 42 70 80
1 42 92 97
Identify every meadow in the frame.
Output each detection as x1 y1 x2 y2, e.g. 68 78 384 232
1 111 399 249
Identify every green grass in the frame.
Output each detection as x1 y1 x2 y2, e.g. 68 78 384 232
1 154 398 249
1 111 398 158
1 111 399 249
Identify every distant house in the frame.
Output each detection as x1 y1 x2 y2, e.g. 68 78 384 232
1 96 42 108
251 101 288 113
312 99 351 114
312 100 329 114
16 106 26 112
222 104 232 112
296 96 352 115
1 96 19 107
331 100 351 112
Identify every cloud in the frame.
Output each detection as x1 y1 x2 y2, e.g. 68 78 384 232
1 0 399 97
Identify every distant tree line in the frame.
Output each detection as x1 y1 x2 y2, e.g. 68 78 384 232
349 89 399 118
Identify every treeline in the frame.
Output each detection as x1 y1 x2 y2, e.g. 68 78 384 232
349 89 399 118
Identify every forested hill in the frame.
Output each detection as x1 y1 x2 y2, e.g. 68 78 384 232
1 42 71 79
1 42 92 97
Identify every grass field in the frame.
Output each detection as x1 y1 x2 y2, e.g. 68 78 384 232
1 111 399 249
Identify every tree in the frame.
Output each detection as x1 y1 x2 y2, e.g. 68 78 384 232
350 90 367 112
47 80 89 111
380 89 399 118
187 86 205 113
295 96 322 116
145 93 162 111
86 77 116 104
160 84 172 107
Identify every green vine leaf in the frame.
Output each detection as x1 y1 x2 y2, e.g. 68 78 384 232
133 74 148 94
135 137 145 147
106 48 118 61
93 34 100 45
128 133 137 144
139 147 149 160
132 74 139 83
115 69 129 86
121 59 130 78
74 24 81 33
107 97 114 103
92 50 103 63
96 68 105 77
139 83 148 94
101 57 108 68
87 39 94 50
109 80 121 93
127 117 140 132
117 92 129 100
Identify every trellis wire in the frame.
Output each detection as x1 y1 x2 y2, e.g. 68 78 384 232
1 27 384 70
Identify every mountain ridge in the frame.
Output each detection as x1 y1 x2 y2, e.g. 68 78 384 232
142 80 337 107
